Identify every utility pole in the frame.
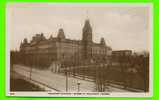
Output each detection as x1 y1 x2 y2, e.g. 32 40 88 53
65 64 68 92
30 54 33 80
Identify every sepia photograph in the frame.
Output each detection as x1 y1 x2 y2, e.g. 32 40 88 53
6 3 153 97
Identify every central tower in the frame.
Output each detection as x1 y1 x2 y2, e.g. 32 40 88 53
82 19 92 42
82 19 93 60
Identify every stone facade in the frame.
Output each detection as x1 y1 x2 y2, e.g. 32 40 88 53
20 19 112 66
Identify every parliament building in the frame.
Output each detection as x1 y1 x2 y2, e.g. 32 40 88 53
20 19 112 67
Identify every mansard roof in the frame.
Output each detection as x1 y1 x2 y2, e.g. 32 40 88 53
82 19 92 35
57 28 65 39
100 37 106 45
20 19 111 49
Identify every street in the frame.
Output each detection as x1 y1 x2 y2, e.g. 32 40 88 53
13 64 131 92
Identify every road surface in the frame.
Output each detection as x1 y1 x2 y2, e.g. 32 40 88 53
13 64 131 92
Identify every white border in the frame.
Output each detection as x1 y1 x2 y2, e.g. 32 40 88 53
6 3 153 97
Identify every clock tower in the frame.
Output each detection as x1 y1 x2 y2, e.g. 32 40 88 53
82 19 93 60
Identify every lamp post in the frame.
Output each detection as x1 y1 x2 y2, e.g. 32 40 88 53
77 82 81 92
30 65 32 80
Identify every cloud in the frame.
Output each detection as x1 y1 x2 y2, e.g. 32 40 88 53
7 4 151 52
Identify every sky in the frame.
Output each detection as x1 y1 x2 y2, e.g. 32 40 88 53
7 3 152 52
